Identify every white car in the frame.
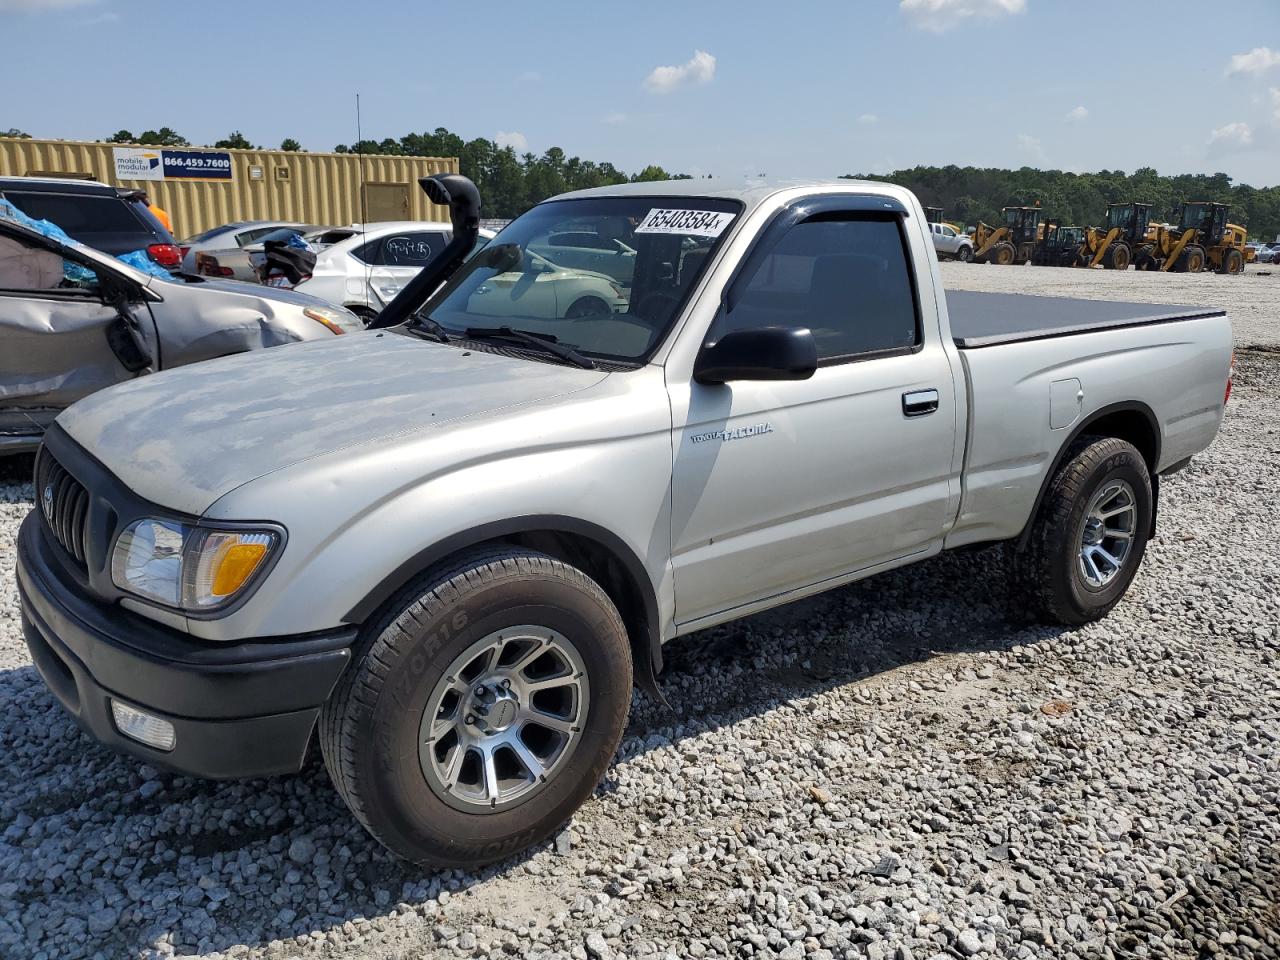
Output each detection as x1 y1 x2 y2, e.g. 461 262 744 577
929 221 973 261
294 222 494 322
179 220 313 274
465 248 628 322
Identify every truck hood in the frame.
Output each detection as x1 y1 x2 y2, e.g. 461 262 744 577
55 332 609 515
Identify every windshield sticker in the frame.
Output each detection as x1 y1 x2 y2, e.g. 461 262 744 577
634 208 734 238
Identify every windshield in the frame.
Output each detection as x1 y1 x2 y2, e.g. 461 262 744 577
1180 204 1208 230
418 196 740 363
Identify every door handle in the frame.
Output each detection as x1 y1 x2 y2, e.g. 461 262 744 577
902 388 940 417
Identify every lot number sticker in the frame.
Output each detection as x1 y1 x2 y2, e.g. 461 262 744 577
635 208 734 238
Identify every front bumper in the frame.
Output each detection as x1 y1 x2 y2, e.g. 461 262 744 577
16 512 355 778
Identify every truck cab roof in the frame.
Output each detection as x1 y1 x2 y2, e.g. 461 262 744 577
554 177 897 215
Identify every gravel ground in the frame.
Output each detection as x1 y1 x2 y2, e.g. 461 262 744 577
0 268 1277 960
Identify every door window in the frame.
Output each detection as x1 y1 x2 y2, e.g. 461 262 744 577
719 214 920 362
0 232 100 292
354 232 446 266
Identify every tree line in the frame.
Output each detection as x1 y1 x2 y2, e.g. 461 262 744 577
844 165 1280 242
5 126 1276 236
331 128 690 219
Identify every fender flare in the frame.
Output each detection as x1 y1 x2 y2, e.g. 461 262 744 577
342 514 665 693
1014 400 1162 550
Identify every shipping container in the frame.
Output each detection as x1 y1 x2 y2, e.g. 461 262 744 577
0 138 459 240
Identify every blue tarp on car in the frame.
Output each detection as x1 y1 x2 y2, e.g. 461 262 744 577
0 199 172 280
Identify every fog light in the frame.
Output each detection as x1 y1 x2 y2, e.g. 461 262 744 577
110 700 176 751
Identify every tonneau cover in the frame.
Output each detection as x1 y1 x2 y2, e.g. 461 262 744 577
946 290 1225 348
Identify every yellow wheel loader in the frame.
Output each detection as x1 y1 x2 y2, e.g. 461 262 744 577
1140 202 1249 274
973 206 1042 265
1078 203 1153 270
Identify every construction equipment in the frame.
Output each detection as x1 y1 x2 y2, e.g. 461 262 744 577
973 206 1042 265
1139 202 1249 274
925 206 966 233
1078 202 1152 270
1031 220 1086 267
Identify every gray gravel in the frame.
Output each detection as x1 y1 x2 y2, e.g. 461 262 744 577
1 268 1277 959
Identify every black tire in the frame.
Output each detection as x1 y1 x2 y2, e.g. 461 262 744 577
1105 243 1131 271
1011 436 1152 626
956 245 973 263
319 547 633 867
991 241 1016 266
1181 245 1205 274
1219 249 1243 275
565 296 611 319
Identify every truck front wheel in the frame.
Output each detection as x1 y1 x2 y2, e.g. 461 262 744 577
319 547 633 867
1013 436 1152 625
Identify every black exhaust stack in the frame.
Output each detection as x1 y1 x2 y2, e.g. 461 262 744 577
367 173 481 329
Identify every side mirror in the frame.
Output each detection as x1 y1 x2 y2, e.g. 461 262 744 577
694 326 818 385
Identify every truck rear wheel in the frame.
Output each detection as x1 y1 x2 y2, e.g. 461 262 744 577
1012 436 1152 626
319 547 632 866
1219 249 1243 275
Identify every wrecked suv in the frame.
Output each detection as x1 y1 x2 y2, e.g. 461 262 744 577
0 213 363 452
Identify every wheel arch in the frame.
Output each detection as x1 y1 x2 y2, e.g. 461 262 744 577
342 515 664 699
1015 401 1162 550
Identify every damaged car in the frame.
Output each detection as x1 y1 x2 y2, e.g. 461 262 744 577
0 213 363 453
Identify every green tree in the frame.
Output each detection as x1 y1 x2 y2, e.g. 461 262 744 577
842 164 1280 238
214 131 255 150
279 138 303 152
125 127 189 146
2 127 31 139
332 126 687 218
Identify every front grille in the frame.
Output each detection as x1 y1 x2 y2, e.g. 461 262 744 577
34 448 92 568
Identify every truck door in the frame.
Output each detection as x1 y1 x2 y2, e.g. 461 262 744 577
668 203 958 627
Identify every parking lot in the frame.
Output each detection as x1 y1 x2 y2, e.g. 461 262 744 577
0 263 1274 959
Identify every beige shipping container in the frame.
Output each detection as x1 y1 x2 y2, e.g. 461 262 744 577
0 138 459 239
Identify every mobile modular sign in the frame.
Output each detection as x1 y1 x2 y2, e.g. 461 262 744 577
113 147 234 182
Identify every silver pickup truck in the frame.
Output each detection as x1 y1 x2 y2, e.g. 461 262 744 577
16 175 1233 868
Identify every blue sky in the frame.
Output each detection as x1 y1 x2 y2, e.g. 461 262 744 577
4 0 1279 186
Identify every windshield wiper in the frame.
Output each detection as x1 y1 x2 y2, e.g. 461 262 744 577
462 325 596 370
405 313 450 343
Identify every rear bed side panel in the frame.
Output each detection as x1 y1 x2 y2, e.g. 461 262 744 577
945 313 1232 548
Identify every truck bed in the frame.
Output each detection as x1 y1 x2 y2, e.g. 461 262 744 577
946 290 1226 349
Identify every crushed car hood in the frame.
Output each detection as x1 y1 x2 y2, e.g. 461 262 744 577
55 332 609 515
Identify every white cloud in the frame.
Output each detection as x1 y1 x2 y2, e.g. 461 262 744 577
1016 132 1043 159
1225 47 1280 76
1271 87 1280 121
858 113 879 124
1208 122 1254 148
516 71 542 84
0 0 96 8
644 49 716 94
900 0 1025 33
1064 105 1088 122
494 131 529 152
603 112 627 125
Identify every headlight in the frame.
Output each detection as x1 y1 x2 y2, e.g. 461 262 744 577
303 305 359 335
111 519 280 612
